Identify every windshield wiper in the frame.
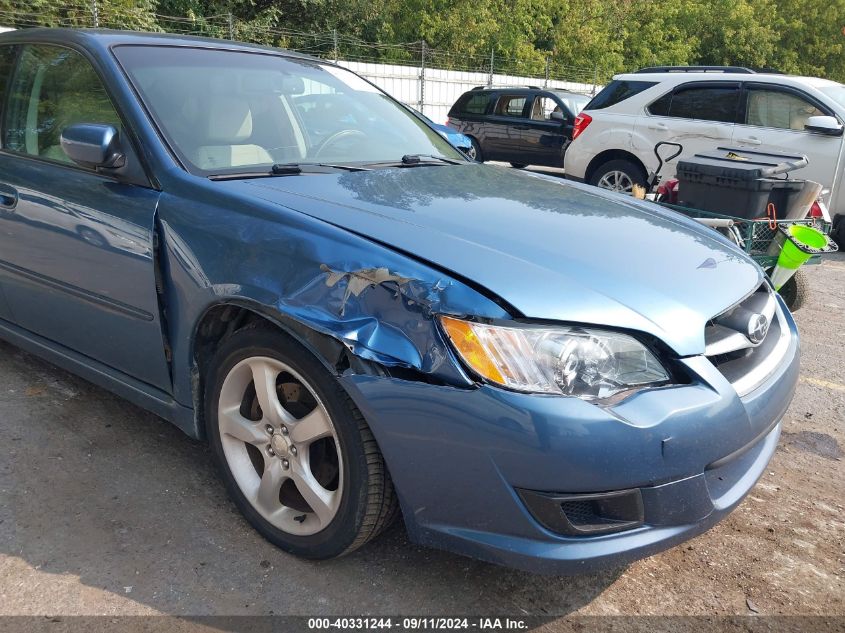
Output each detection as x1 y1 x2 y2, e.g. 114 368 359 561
273 162 372 173
400 154 464 165
209 162 370 180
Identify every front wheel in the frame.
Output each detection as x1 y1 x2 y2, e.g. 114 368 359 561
205 324 397 559
831 215 845 250
777 268 809 313
589 159 646 193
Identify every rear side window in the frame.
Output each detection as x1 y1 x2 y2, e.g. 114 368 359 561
648 84 740 123
452 92 489 115
585 80 656 110
494 95 527 117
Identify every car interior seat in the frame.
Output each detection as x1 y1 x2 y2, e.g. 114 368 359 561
192 97 274 170
747 91 819 131
531 98 544 120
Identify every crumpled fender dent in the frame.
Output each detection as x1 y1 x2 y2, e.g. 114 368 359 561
155 193 511 426
255 260 473 376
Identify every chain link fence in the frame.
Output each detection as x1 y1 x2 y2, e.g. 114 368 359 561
0 1 605 121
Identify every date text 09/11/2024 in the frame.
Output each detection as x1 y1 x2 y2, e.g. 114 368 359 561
307 617 529 630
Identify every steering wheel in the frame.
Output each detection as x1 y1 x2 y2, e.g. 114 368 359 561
313 129 366 160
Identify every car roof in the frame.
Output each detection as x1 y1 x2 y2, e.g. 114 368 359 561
0 27 320 62
549 89 590 97
614 71 842 88
466 87 588 97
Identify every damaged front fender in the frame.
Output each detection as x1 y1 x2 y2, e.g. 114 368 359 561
154 187 512 429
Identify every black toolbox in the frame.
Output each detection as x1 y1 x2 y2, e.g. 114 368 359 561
676 147 807 219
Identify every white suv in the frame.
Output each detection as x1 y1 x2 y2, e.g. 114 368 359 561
564 66 845 242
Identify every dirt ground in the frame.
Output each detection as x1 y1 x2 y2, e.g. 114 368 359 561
0 253 842 623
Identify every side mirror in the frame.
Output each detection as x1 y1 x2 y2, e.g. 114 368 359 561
549 111 566 122
805 115 844 137
60 123 126 169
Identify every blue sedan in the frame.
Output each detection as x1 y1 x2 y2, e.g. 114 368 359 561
425 117 474 157
0 29 797 573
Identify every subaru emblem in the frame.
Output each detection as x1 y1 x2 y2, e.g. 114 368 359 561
747 313 769 344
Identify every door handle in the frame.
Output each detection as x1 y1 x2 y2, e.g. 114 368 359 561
0 184 18 210
737 136 762 145
648 123 668 131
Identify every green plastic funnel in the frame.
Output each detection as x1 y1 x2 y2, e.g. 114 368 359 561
770 224 837 290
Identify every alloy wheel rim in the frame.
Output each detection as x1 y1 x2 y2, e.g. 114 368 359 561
597 170 634 193
218 356 343 536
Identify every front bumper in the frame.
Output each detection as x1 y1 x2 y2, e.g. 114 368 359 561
340 306 799 575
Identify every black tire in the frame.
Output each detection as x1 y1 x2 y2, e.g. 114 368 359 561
205 323 398 559
778 268 809 313
510 162 528 169
831 215 845 250
588 158 647 193
468 137 483 162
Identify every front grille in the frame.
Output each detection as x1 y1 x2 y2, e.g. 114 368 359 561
559 500 597 526
704 284 791 396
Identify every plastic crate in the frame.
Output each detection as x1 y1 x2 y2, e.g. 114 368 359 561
676 149 806 220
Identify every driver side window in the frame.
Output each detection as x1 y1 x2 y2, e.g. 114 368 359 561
4 44 121 165
744 88 824 131
530 97 562 121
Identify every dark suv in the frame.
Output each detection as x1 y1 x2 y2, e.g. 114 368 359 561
447 86 590 167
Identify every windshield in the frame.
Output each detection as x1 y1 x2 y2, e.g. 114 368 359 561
819 84 845 110
554 92 590 115
113 45 463 174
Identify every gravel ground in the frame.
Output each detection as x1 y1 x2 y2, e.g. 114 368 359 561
0 254 842 622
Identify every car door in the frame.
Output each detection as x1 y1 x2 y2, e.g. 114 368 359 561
483 93 531 161
635 81 741 178
0 44 19 322
0 43 171 392
523 94 569 167
732 82 842 190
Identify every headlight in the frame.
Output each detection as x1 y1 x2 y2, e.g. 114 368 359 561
440 316 670 400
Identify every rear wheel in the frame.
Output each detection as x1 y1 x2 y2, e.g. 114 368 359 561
468 137 483 162
205 324 397 558
589 159 646 193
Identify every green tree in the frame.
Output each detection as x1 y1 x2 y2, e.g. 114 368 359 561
771 0 845 80
679 0 780 69
0 0 157 30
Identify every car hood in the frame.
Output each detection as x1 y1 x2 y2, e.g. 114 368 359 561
224 164 763 356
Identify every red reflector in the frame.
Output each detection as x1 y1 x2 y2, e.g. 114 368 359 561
572 113 593 141
810 201 823 217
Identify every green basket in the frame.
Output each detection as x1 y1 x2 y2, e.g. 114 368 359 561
659 203 831 268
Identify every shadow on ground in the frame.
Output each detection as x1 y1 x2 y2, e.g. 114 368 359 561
0 340 620 617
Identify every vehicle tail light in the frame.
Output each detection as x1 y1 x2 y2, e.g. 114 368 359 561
809 201 823 218
572 113 592 140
